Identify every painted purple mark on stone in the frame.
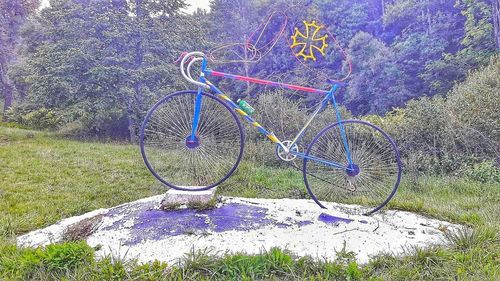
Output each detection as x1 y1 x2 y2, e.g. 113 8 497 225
276 222 292 228
297 220 313 227
125 203 274 245
128 208 209 244
318 213 352 225
103 202 321 246
359 220 369 224
208 203 272 232
102 201 155 231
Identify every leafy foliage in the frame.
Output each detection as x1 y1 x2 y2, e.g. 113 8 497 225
0 0 39 112
463 161 500 184
1 0 498 138
346 32 411 115
366 55 500 173
8 0 205 139
0 241 94 279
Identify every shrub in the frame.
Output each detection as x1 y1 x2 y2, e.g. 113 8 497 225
22 108 60 130
251 90 352 142
370 56 500 174
249 91 308 142
245 91 353 167
5 106 60 130
397 97 459 173
446 55 500 143
0 121 27 129
462 161 500 183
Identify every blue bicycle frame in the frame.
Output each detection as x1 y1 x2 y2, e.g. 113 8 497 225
187 57 354 171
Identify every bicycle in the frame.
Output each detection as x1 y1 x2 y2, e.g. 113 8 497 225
139 49 402 215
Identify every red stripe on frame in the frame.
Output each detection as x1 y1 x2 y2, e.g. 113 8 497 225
208 70 327 94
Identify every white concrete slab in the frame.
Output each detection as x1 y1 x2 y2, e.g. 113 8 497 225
17 195 459 265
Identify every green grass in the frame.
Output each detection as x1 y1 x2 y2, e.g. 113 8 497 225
1 126 499 280
0 127 164 241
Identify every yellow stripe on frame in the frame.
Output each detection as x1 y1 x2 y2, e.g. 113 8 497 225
235 109 248 116
218 94 231 101
252 121 261 127
267 134 279 143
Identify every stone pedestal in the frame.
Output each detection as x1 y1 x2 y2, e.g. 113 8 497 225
160 187 217 209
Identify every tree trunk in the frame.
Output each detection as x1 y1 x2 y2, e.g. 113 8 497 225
0 62 13 112
2 84 13 112
128 82 142 143
127 105 137 143
493 0 500 49
127 0 144 143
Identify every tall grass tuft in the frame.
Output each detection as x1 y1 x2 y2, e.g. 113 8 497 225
445 226 498 252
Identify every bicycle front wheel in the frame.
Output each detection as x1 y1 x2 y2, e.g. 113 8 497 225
303 120 402 215
140 90 244 191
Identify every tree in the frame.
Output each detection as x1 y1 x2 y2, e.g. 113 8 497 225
12 0 205 139
384 0 465 96
422 0 497 96
0 0 39 112
458 0 495 52
316 0 385 43
345 32 411 115
208 0 259 98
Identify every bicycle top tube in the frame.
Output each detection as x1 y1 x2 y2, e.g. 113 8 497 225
203 69 330 95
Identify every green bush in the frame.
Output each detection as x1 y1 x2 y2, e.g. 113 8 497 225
5 106 60 130
446 55 500 143
398 97 460 173
23 108 60 130
367 56 500 174
251 91 351 142
0 121 27 129
463 161 500 183
247 91 306 142
245 91 353 167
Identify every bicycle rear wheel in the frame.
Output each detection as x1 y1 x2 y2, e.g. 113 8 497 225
303 120 402 215
140 90 244 191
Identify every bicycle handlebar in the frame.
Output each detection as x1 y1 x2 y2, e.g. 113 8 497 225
180 52 209 88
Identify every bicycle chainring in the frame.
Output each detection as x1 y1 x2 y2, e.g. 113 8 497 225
276 140 301 162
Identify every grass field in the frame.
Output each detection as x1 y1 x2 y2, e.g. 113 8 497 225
1 126 499 280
